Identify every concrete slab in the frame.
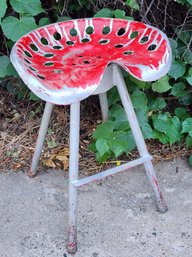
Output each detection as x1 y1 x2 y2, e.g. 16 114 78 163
0 158 192 257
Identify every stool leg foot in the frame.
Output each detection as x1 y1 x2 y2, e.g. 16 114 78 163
144 161 168 212
99 92 108 121
113 64 168 212
28 102 54 178
67 102 80 254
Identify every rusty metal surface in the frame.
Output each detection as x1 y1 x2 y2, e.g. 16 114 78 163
10 18 172 105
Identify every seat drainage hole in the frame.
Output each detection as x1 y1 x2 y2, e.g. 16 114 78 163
102 26 110 35
123 51 133 55
115 44 124 48
41 37 49 45
81 38 90 43
24 51 32 58
24 58 31 64
130 31 139 39
70 28 77 37
99 39 110 45
86 26 94 35
140 36 149 43
37 75 45 80
44 62 54 66
44 53 54 58
83 60 90 64
30 43 38 51
53 32 61 40
148 44 157 51
66 41 75 46
29 66 36 71
53 46 62 50
117 28 126 36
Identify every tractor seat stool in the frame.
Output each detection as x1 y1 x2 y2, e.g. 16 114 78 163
10 18 172 253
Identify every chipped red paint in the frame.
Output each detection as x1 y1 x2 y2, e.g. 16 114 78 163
10 18 171 105
67 224 77 253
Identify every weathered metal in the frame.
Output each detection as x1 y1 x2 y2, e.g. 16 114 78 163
10 18 171 254
10 18 171 105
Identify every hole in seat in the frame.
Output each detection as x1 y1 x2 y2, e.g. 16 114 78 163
37 75 45 80
24 58 31 64
53 32 61 40
44 53 54 58
99 39 110 45
44 62 54 66
24 51 32 58
66 41 75 46
123 51 133 55
41 37 49 45
30 44 38 51
83 60 90 64
148 44 157 51
70 28 77 37
29 66 36 71
117 28 126 36
81 38 90 43
130 31 139 39
140 36 149 43
115 44 124 48
53 46 62 50
86 26 94 35
102 26 110 35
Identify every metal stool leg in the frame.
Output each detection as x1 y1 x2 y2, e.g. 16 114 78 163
67 101 80 253
28 102 54 178
113 64 168 213
99 93 109 121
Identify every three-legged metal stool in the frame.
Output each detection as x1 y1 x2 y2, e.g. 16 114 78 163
10 18 172 253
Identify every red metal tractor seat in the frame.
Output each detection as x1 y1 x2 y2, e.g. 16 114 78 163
10 18 171 253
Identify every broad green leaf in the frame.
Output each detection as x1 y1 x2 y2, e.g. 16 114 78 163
93 121 115 140
108 87 120 107
126 0 140 10
109 104 129 130
182 118 192 135
141 123 153 139
136 109 148 125
185 77 192 85
108 139 127 157
152 131 169 144
116 131 136 153
114 9 126 18
10 0 44 15
2 16 37 41
148 97 166 111
131 89 148 109
57 16 71 22
6 63 19 78
171 82 187 97
0 0 7 24
186 135 192 148
95 138 110 156
187 0 192 4
38 18 50 27
152 75 171 93
29 92 40 101
94 8 114 18
0 55 10 78
129 75 150 89
174 107 190 120
168 60 186 80
152 113 171 134
167 116 182 144
96 151 111 163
